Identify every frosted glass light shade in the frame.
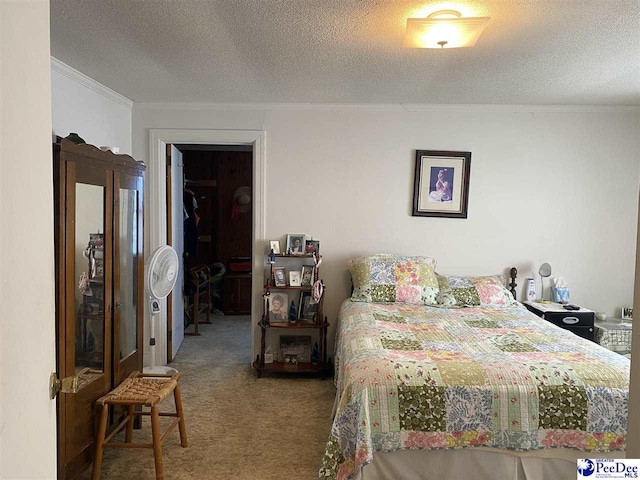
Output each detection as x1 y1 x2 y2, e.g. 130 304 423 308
403 10 490 49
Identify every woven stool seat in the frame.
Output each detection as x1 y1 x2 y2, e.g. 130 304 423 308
97 374 180 407
92 371 188 480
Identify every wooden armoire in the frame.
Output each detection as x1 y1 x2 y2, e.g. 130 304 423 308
53 139 145 479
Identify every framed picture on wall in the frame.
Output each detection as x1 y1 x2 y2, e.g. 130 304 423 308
412 150 471 219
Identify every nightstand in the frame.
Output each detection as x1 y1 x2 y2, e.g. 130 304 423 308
594 318 632 356
523 301 595 341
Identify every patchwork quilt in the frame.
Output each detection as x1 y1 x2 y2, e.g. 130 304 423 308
319 301 629 480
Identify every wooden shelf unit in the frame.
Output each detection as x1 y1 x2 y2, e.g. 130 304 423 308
253 249 330 378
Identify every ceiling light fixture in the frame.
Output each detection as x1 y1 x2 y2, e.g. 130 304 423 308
402 9 490 49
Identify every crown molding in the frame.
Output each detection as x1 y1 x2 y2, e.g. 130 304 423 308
51 57 133 108
133 101 639 114
134 102 406 112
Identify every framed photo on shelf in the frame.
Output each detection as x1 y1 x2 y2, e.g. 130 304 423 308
284 353 298 365
289 271 301 287
89 232 104 248
286 234 306 255
94 259 104 278
305 239 320 254
622 307 633 320
273 266 287 287
269 293 288 323
300 265 314 286
280 335 311 363
269 240 280 255
298 291 317 322
412 150 471 219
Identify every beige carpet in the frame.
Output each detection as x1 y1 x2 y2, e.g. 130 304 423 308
83 315 336 479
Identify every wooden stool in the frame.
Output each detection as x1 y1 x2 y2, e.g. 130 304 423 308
91 371 188 480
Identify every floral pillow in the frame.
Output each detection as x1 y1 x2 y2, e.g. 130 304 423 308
435 274 517 307
349 255 439 305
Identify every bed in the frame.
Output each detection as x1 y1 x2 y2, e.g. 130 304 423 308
319 257 629 480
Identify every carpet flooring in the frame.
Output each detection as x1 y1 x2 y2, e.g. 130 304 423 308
83 315 336 479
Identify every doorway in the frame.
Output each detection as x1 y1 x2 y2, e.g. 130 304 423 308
179 143 254 318
148 128 265 368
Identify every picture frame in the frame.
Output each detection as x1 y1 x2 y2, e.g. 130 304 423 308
622 307 633 320
286 234 306 255
284 353 298 365
280 335 311 363
305 239 320 254
289 271 301 287
300 265 314 286
412 150 471 219
268 292 288 323
273 266 287 287
298 291 317 322
269 240 280 255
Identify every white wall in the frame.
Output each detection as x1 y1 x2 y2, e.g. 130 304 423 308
51 58 133 155
0 1 57 478
133 104 640 357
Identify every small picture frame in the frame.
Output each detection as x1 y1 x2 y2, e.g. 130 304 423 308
298 291 318 322
89 232 104 249
286 234 306 255
94 259 104 278
280 335 311 363
300 265 314 287
269 240 280 255
284 353 298 365
269 293 288 323
305 239 320 254
273 266 287 287
289 271 301 287
622 307 633 320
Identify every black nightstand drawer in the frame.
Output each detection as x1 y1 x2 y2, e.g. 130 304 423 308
564 326 594 341
523 301 595 342
541 311 594 328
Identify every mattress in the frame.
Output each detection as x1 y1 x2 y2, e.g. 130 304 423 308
319 300 629 480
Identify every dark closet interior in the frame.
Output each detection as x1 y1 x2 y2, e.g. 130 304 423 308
181 146 253 316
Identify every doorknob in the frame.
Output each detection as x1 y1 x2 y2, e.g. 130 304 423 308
49 372 78 399
49 367 92 399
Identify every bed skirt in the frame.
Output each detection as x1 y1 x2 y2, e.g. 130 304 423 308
352 448 624 480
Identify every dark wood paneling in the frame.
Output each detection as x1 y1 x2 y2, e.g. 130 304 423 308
182 150 252 269
217 151 252 267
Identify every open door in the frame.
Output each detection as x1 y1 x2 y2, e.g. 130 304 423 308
166 144 185 362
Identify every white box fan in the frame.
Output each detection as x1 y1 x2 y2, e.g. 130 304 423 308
144 245 180 374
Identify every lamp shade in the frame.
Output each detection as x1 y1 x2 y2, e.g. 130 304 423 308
403 10 490 49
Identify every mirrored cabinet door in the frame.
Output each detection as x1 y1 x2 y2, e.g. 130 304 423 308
113 172 144 385
74 183 107 373
57 158 113 479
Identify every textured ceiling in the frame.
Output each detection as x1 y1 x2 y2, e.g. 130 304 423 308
50 0 640 105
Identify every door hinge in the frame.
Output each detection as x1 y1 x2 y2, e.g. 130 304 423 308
49 368 90 399
168 330 172 341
